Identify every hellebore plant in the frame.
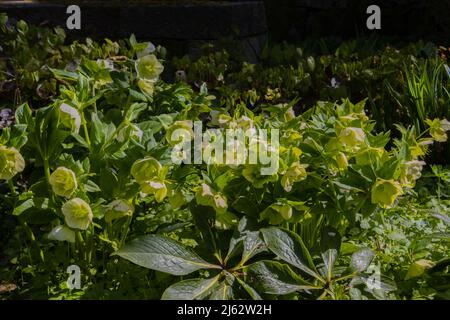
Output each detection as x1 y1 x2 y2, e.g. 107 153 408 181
1 17 449 300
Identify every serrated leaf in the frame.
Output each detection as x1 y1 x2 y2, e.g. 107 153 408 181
247 261 316 295
113 235 219 275
261 227 317 278
161 275 221 300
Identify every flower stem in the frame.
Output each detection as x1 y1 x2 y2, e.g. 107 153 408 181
7 179 17 196
81 112 91 149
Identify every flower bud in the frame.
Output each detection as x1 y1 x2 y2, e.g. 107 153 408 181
195 183 228 214
284 107 296 122
335 152 349 171
48 225 75 243
49 167 77 198
62 198 93 230
136 42 156 59
140 179 167 203
104 199 134 223
306 56 315 72
0 146 25 180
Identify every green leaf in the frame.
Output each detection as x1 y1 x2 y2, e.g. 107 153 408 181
161 275 221 300
247 261 315 295
15 103 34 126
320 227 341 280
227 217 266 264
50 68 79 81
83 180 101 193
405 260 435 280
261 227 318 278
112 235 219 276
210 281 234 300
351 248 374 272
235 277 262 300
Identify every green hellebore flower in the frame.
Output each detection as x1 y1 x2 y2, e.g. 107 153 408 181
426 118 450 142
137 79 155 95
281 162 307 192
260 203 293 225
335 152 348 171
135 54 164 82
168 187 186 210
136 42 156 59
139 179 168 203
105 199 134 223
371 178 403 208
399 160 426 188
272 204 293 220
165 120 194 146
236 116 254 130
284 107 296 122
62 198 93 230
131 157 162 184
0 145 25 180
306 56 315 72
59 103 81 134
242 165 278 189
195 183 228 214
48 225 75 243
339 127 366 149
49 166 77 198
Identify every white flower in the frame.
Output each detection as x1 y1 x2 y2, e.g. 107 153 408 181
62 198 93 230
59 103 81 134
105 199 134 223
0 146 25 180
49 167 77 198
48 225 75 243
137 42 156 59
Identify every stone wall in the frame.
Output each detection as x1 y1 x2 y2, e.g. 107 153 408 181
265 0 450 43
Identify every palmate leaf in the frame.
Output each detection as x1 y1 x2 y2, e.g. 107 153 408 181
112 235 220 276
161 275 221 300
261 227 318 278
247 260 316 295
227 217 266 264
